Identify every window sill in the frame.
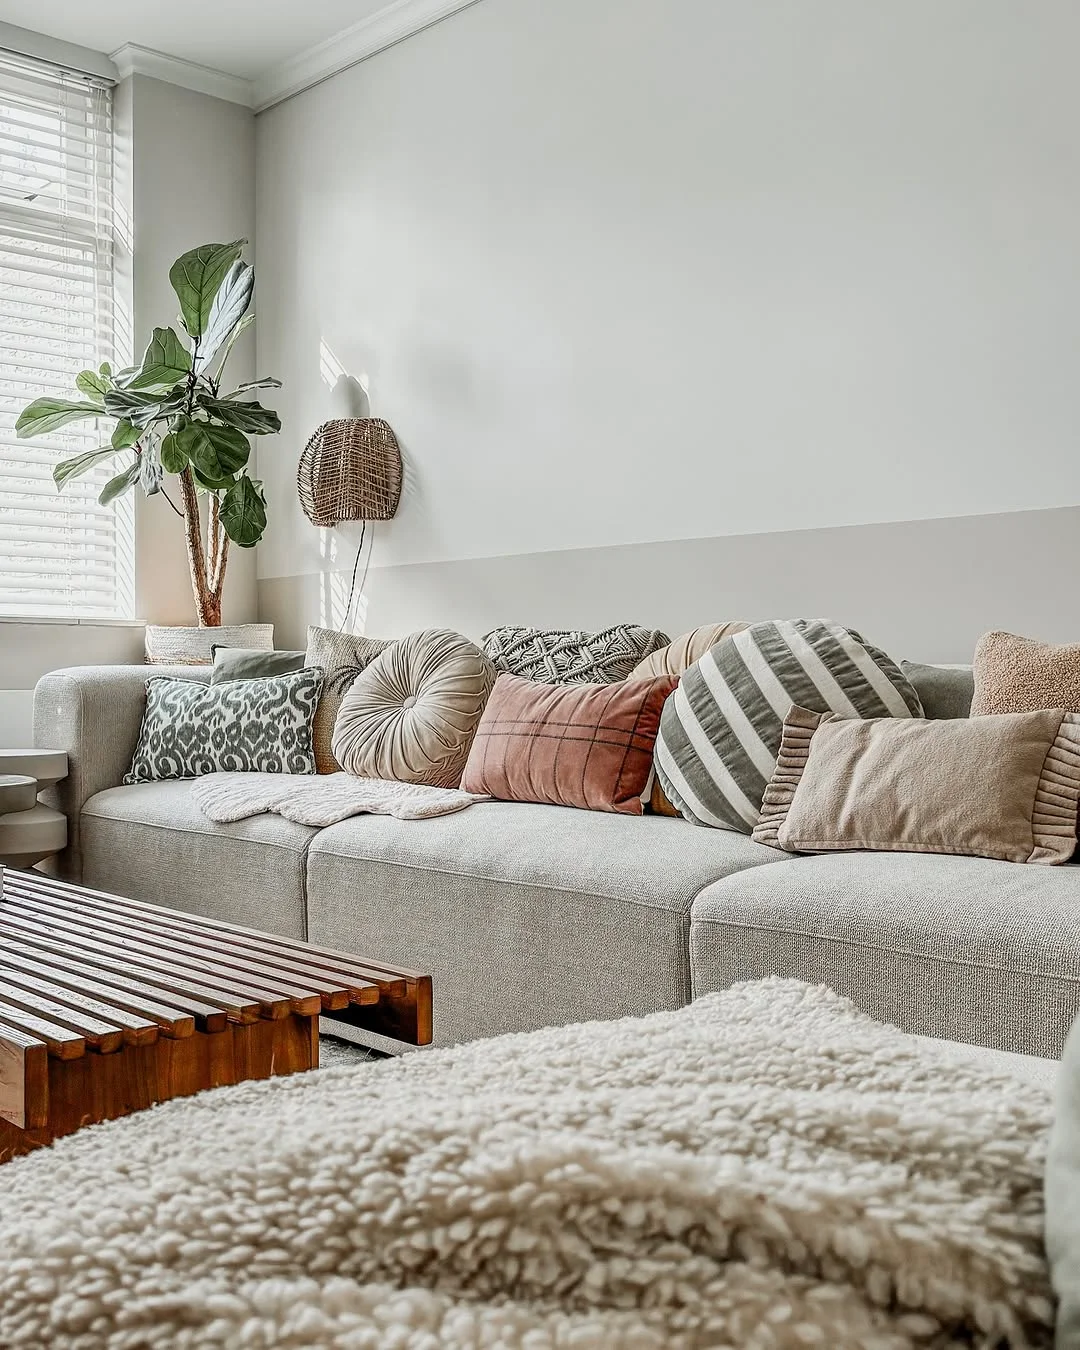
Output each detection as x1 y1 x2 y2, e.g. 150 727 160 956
0 616 146 628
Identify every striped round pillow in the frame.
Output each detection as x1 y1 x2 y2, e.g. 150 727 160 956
655 619 923 832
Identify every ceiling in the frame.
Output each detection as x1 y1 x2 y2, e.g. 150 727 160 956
0 0 389 79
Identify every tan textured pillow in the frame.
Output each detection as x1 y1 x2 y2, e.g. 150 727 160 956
631 622 748 680
305 626 392 773
753 704 1080 864
332 629 497 788
972 630 1080 716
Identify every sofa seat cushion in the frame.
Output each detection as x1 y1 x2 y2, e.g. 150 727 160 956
307 801 781 1046
81 781 316 940
690 851 1080 1058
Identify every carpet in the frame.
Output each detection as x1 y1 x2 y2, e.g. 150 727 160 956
0 980 1054 1348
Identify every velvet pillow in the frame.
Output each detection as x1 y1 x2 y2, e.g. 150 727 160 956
753 704 1080 864
461 673 677 814
210 646 306 684
971 631 1080 716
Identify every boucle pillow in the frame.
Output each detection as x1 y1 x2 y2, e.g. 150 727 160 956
332 630 496 788
482 624 669 684
655 619 922 832
971 630 1080 716
125 669 323 784
305 626 392 773
461 673 677 814
753 704 1080 863
631 622 748 679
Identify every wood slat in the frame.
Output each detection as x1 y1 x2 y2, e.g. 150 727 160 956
0 908 262 1024
0 950 193 1042
0 1002 85 1060
3 884 335 1016
0 1021 47 1130
3 878 372 1011
0 974 126 1052
0 893 297 1020
0 962 159 1046
0 941 206 1035
23 874 415 993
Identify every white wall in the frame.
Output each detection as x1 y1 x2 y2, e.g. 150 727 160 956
255 0 1080 620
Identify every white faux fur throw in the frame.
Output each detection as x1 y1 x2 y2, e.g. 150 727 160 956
0 981 1054 1349
192 770 487 825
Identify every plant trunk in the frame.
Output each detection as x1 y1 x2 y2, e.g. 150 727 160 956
179 467 227 627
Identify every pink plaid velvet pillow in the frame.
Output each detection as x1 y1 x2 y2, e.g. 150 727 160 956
461 672 677 814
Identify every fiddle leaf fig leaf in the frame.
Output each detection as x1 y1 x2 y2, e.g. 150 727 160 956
174 420 250 480
194 261 254 372
111 418 141 450
196 394 280 436
225 377 282 397
53 445 118 489
213 312 254 380
99 457 142 505
159 433 187 474
104 386 185 429
169 239 245 339
15 398 101 438
219 474 266 547
139 435 163 496
125 326 191 390
75 369 109 405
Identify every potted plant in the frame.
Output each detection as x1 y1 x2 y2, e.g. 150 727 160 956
16 239 280 659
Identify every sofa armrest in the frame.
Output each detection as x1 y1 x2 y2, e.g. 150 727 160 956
33 664 211 882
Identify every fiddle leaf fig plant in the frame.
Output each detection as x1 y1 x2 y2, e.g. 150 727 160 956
15 239 279 627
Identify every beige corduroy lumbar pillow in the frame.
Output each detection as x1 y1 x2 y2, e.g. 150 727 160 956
332 629 497 788
972 629 1080 716
753 704 1080 864
630 622 748 680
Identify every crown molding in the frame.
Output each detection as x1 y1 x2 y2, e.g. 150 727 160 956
109 44 254 107
253 0 482 113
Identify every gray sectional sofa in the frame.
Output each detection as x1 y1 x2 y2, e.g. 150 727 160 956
34 663 1080 1059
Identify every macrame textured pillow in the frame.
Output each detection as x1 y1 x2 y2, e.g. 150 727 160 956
655 619 922 833
482 624 669 684
305 626 393 773
125 669 323 784
332 630 497 788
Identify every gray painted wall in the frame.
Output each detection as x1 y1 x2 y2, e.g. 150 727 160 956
254 0 1080 653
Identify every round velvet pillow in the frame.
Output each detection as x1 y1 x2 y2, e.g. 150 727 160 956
331 629 497 788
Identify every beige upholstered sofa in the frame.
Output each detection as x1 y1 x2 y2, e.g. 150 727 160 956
34 664 1080 1060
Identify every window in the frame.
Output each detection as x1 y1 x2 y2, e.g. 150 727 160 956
0 50 131 619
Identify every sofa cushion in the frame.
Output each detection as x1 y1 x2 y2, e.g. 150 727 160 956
690 850 1080 1058
306 802 781 1046
81 781 316 939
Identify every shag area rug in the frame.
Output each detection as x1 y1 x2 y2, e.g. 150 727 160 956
0 980 1054 1349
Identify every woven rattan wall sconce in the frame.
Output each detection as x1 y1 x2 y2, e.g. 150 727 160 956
297 418 403 527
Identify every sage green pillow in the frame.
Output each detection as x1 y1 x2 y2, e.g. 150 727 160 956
900 660 974 719
210 646 306 684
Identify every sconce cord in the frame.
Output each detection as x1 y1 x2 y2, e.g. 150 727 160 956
343 520 374 631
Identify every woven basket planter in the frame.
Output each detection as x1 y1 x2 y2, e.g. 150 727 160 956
144 623 275 666
297 418 402 528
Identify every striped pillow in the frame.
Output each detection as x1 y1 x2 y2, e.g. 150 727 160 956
655 620 922 832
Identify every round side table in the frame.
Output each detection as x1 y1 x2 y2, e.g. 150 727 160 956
0 749 69 870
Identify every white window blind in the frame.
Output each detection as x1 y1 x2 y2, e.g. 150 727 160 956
0 50 132 619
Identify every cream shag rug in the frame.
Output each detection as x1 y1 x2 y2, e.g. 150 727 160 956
0 981 1053 1349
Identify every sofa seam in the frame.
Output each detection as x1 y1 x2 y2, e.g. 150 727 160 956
307 847 764 915
690 916 1080 983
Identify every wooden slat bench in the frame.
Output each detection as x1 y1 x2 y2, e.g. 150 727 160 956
0 868 432 1163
